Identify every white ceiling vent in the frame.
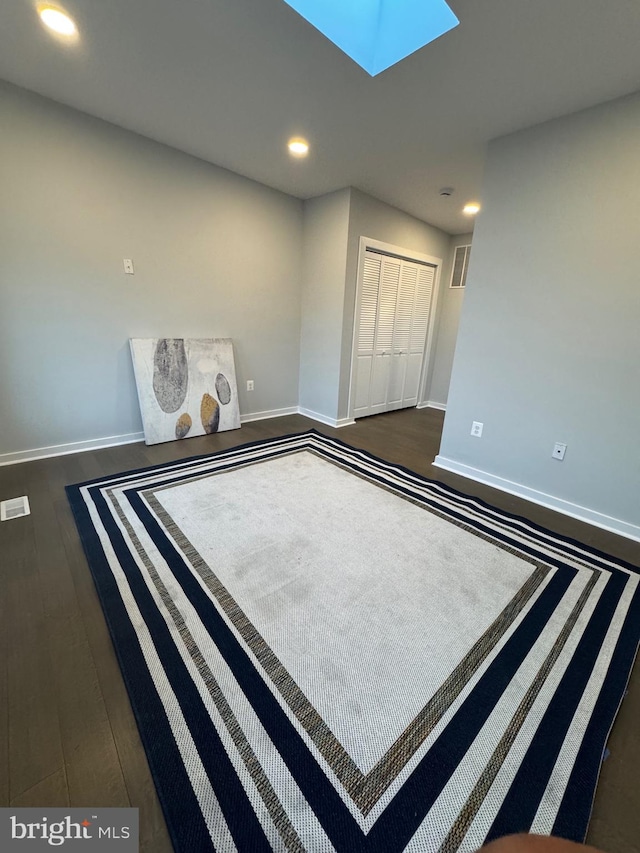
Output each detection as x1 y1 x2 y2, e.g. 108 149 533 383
1 496 31 521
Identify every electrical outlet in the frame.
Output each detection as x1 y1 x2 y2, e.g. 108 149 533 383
552 442 567 461
471 421 483 437
246 380 254 391
123 258 134 275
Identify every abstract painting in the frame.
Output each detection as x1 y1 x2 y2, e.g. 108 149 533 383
130 338 241 445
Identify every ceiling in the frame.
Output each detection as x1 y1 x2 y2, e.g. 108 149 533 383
1 0 639 234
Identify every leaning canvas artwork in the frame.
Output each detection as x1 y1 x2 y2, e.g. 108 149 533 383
130 338 241 445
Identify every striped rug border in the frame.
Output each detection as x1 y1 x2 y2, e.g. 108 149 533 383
66 430 640 851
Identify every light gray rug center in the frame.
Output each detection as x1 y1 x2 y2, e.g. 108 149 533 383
152 450 536 774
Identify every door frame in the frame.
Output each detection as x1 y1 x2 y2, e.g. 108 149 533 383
347 236 443 421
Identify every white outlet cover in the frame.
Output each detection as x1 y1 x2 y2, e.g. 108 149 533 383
471 421 483 437
552 442 567 460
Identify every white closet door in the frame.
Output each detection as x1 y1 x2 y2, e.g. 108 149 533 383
352 254 381 417
403 264 435 405
370 257 401 414
353 250 436 419
387 263 417 409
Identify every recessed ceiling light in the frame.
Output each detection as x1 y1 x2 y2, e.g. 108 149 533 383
463 202 481 215
38 5 77 37
288 138 310 157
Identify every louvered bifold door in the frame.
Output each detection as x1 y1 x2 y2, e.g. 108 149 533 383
369 256 401 414
387 262 417 409
353 251 434 418
353 253 382 417
403 263 435 406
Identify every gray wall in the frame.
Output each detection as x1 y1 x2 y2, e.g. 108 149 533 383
438 92 640 531
428 233 473 407
0 82 303 456
0 81 478 456
338 188 450 419
299 190 350 419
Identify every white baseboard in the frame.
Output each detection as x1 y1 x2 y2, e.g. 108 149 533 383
242 405 355 428
433 455 640 543
0 406 350 467
0 432 145 467
2 403 448 467
240 406 299 424
417 401 447 411
298 408 356 429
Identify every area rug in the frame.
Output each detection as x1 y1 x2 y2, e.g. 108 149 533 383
66 430 640 852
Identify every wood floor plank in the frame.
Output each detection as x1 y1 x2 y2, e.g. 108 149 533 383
15 456 129 810
1 462 41 805
10 768 69 808
6 550 65 801
586 635 640 851
140 825 177 853
587 818 639 853
4 457 65 804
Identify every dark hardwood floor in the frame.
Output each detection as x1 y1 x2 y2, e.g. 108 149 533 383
1 408 638 852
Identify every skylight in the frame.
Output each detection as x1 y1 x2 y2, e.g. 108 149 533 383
282 0 459 76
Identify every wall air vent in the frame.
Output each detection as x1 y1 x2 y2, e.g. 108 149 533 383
450 244 471 288
0 495 31 521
